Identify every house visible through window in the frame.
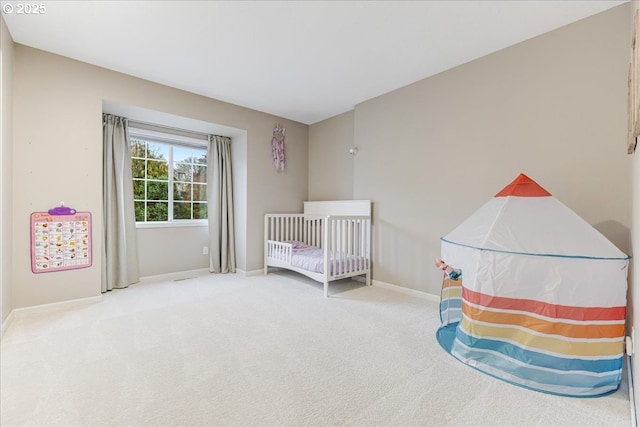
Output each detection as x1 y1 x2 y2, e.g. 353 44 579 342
130 130 207 223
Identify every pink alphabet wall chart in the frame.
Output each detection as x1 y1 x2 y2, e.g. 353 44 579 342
30 205 92 273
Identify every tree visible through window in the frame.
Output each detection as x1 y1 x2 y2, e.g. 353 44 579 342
131 136 207 223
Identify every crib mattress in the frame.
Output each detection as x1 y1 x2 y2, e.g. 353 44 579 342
291 245 366 275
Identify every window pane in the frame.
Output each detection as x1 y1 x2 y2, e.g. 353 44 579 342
173 146 194 163
131 139 146 158
193 165 206 183
174 183 192 201
173 202 192 220
193 183 207 201
147 202 168 221
132 159 145 179
146 142 168 160
173 162 192 182
134 201 145 222
195 151 207 165
147 181 168 200
194 203 207 219
147 160 168 179
133 180 145 199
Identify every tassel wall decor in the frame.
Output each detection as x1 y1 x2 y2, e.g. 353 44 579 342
271 124 286 172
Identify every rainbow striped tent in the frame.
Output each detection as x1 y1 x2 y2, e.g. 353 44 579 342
436 174 630 397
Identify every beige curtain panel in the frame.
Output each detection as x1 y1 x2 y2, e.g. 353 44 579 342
207 135 236 273
102 114 140 292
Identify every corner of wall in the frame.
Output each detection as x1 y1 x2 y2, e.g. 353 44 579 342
627 2 638 424
231 131 248 271
308 110 355 200
0 13 15 326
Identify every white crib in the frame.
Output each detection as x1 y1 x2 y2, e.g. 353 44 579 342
264 200 372 297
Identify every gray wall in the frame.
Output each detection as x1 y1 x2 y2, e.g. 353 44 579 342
308 110 354 200
12 45 308 308
310 4 632 296
1 16 14 325
136 226 209 277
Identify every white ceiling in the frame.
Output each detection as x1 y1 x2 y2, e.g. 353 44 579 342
2 0 627 125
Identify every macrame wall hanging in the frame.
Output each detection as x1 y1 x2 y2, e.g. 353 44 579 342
271 124 286 172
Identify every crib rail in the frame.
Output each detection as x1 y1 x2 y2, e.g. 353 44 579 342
264 214 326 247
264 214 305 243
266 240 292 264
325 216 371 280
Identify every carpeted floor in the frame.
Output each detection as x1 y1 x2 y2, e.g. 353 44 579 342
0 270 632 426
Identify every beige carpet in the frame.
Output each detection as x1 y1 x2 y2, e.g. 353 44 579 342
0 270 632 426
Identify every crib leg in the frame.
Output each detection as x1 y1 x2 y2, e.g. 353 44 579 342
324 281 329 298
366 272 371 286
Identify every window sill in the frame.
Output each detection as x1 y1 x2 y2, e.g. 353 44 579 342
136 220 208 229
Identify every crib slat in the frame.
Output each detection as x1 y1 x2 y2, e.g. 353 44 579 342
310 220 314 246
351 219 355 261
331 219 336 277
355 219 360 258
339 219 344 273
331 219 336 276
312 219 316 247
333 221 340 276
270 217 275 240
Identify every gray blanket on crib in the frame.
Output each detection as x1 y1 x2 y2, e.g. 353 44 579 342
289 243 366 275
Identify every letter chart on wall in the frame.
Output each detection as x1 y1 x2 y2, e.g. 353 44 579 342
30 205 92 273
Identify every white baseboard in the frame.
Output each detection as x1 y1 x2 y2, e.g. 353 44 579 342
1 310 15 339
236 268 264 277
10 295 104 319
372 280 440 302
244 268 264 276
139 268 210 283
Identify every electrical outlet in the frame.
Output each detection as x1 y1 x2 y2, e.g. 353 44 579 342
203 246 209 255
626 326 635 355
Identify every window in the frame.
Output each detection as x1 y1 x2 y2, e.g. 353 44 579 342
130 131 207 224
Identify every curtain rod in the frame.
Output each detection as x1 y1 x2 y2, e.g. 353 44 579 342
127 118 211 140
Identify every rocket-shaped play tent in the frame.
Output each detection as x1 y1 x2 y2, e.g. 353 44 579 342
436 173 630 397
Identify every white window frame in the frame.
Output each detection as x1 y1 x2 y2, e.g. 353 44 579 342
130 127 208 228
